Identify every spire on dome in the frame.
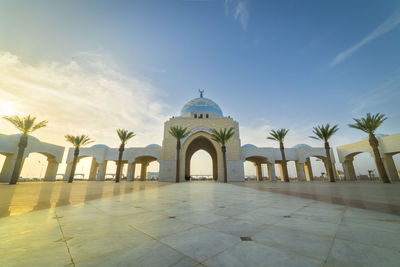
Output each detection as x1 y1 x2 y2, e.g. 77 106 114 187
199 89 204 98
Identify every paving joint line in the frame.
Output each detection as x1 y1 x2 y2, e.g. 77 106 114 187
54 211 75 267
323 206 347 266
128 223 201 265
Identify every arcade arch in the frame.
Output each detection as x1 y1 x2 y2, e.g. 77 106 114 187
184 136 218 181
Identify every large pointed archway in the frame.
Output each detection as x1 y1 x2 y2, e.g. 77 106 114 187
184 136 218 181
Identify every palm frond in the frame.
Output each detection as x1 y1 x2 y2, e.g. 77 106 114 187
267 128 289 143
348 113 387 134
65 134 94 148
310 124 339 142
3 115 47 135
169 126 190 141
31 120 48 132
210 127 235 146
117 129 136 144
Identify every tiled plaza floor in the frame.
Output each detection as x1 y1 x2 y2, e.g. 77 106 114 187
1 181 400 266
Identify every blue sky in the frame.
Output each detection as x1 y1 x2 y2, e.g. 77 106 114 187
0 0 399 176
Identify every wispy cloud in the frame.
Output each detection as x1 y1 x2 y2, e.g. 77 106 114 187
351 72 400 114
224 0 249 30
329 9 400 67
0 51 168 147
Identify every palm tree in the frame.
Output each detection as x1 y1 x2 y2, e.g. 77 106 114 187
115 129 135 183
2 115 48 184
169 126 190 183
309 124 339 183
65 134 94 183
210 127 235 183
349 113 390 183
268 129 290 182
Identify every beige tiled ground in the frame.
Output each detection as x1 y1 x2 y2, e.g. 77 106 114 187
1 182 400 266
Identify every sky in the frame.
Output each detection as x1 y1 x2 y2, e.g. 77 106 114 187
0 0 399 178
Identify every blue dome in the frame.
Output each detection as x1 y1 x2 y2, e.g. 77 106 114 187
146 144 161 148
242 144 257 148
181 97 223 117
293 144 312 149
91 144 109 149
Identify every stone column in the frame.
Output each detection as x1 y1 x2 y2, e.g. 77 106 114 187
296 162 306 181
267 163 277 181
88 158 98 181
44 158 59 181
255 162 263 181
342 160 356 181
278 163 285 182
382 155 399 182
140 162 149 181
63 163 73 181
0 155 16 182
304 158 313 181
96 161 107 181
127 162 136 181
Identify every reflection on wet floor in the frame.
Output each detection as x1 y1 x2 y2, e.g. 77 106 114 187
236 181 400 216
0 181 167 217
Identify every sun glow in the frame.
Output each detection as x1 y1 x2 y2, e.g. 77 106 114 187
0 100 15 116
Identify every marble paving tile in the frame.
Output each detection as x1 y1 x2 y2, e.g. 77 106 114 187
344 207 400 220
118 210 169 226
341 216 400 233
160 227 240 262
2 182 400 266
204 241 322 267
325 238 400 267
235 209 284 225
204 217 267 237
211 206 252 217
0 224 63 250
252 225 334 261
177 211 227 225
336 223 400 250
132 217 197 239
277 215 340 237
68 226 153 263
0 242 72 267
77 240 198 267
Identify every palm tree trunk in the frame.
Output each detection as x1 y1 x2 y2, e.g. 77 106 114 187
115 144 124 183
222 145 227 183
324 142 335 183
280 142 289 182
176 141 180 183
9 135 28 185
369 133 390 183
68 148 79 183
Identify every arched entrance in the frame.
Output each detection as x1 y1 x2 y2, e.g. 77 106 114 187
184 136 218 181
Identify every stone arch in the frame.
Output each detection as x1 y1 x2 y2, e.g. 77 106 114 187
342 151 375 181
132 155 159 181
244 156 270 181
18 152 59 181
180 131 223 182
185 136 218 181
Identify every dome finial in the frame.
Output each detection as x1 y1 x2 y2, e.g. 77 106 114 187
198 89 204 98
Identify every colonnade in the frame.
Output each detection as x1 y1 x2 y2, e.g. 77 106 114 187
62 157 154 181
248 157 331 182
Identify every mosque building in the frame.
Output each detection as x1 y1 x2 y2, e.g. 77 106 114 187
1 91 399 182
66 91 338 182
